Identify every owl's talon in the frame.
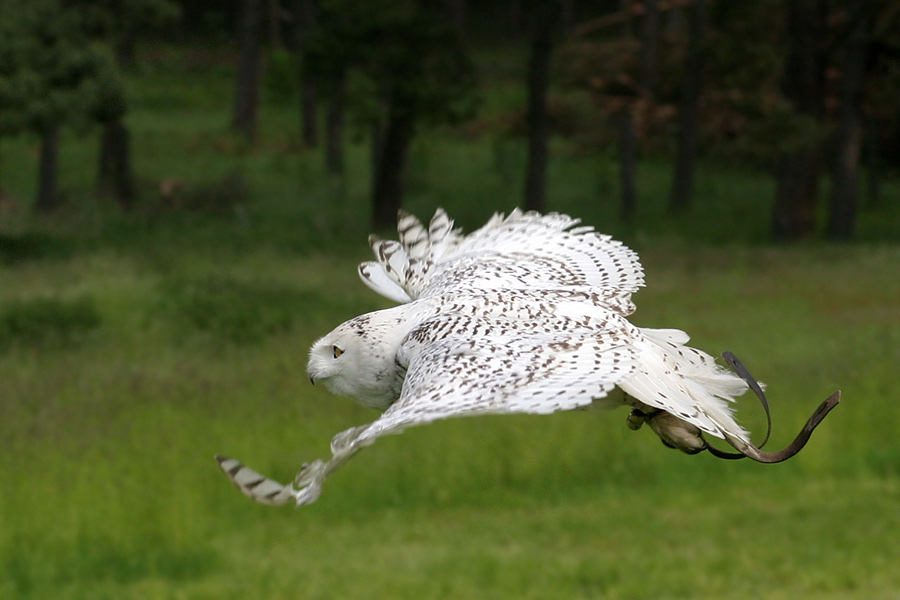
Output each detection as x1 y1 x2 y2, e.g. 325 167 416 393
644 411 708 455
626 409 646 430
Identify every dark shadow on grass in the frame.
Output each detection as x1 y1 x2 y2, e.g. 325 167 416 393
0 233 75 265
0 296 101 351
3 535 220 595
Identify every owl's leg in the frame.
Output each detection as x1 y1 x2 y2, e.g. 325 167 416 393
624 353 842 463
625 404 708 455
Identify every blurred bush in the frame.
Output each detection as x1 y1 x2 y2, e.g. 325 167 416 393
154 275 317 345
157 170 249 216
0 296 101 349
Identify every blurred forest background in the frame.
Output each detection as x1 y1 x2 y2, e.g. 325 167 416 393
1 2 900 600
0 0 899 242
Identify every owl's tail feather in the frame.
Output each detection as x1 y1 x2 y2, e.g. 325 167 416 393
707 352 841 463
620 327 753 445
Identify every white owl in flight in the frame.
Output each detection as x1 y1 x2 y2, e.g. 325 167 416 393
217 209 839 506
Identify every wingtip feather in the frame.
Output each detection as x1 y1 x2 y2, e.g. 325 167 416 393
215 455 296 507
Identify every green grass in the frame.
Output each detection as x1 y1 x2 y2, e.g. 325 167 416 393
1 43 899 599
1 243 898 600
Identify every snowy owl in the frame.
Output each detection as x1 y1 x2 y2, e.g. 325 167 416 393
217 209 840 506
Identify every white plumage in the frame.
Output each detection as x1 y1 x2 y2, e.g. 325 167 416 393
217 208 759 506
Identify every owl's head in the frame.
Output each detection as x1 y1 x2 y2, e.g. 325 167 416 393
307 310 404 410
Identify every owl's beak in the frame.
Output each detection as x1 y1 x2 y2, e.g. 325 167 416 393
309 375 316 386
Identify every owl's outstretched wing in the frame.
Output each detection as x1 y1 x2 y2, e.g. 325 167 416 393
359 209 644 314
218 310 640 506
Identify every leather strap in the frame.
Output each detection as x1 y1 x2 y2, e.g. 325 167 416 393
706 352 841 463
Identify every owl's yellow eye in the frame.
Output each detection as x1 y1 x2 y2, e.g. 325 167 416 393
333 345 344 358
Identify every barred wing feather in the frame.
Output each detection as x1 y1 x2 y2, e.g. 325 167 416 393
359 209 644 314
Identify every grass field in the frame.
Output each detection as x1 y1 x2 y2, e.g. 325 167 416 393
1 45 900 599
2 243 898 600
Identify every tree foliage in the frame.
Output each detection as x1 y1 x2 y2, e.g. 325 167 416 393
0 0 179 209
305 0 477 126
0 0 896 237
0 0 128 210
558 0 900 239
0 0 124 137
303 0 478 227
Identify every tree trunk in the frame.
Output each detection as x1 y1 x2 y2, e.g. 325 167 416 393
618 110 637 225
865 118 881 208
115 28 137 70
772 0 826 240
560 0 576 34
372 120 385 192
773 153 819 239
325 71 346 175
523 5 555 213
617 0 637 225
295 0 318 148
268 0 283 48
444 0 466 37
827 0 870 240
35 125 61 212
98 117 136 210
372 97 416 230
301 79 318 148
506 0 522 39
233 0 264 141
638 0 659 93
669 0 706 214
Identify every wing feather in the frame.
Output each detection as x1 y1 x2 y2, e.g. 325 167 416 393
358 209 644 314
618 327 751 442
358 209 462 302
218 309 640 507
358 260 412 303
354 312 639 444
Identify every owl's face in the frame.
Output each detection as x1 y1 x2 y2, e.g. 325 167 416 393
307 311 405 411
308 327 364 397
